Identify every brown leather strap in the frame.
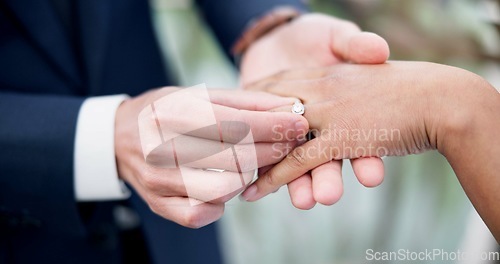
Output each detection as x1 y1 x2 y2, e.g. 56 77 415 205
232 6 302 56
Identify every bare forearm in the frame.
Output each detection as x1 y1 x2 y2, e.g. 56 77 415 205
438 72 500 241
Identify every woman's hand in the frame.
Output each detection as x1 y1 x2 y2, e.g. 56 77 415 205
241 61 500 242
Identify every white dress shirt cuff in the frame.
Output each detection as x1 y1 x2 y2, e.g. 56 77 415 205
74 95 131 201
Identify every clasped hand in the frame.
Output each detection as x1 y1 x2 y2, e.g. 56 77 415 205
115 13 392 227
115 87 308 228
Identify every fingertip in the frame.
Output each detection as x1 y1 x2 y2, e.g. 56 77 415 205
291 188 316 210
351 157 385 188
294 200 316 210
241 184 259 202
288 175 316 210
349 32 390 64
241 172 283 202
314 185 343 206
310 161 344 205
362 173 384 188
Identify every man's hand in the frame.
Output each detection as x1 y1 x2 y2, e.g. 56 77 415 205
240 13 390 209
114 87 308 228
240 13 390 85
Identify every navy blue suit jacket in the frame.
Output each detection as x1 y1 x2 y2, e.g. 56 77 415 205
0 0 305 263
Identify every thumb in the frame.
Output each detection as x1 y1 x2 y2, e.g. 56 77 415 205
331 27 390 64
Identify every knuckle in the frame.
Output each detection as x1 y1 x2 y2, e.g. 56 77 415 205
142 171 162 191
182 209 206 229
287 148 308 169
264 170 278 187
140 167 171 193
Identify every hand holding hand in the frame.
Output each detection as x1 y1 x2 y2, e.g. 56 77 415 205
243 61 500 242
114 87 308 228
241 14 390 209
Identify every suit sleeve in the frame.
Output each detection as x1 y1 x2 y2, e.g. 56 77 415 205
0 91 86 233
195 0 308 56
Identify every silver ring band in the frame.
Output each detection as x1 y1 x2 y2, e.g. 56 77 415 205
203 168 226 173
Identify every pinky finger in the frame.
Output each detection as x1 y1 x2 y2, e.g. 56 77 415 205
350 157 385 188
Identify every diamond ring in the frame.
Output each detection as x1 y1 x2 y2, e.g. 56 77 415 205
291 99 305 115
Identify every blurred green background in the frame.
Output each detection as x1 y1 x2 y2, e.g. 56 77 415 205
151 0 499 263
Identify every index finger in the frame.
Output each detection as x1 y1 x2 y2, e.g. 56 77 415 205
208 90 299 111
211 104 309 143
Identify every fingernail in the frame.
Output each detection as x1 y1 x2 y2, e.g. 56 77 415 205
241 185 258 202
294 120 307 138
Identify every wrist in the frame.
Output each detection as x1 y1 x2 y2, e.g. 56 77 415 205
434 67 498 157
114 98 134 182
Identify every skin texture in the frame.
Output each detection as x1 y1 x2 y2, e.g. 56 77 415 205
114 88 308 228
241 13 390 209
240 61 500 242
112 13 391 228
